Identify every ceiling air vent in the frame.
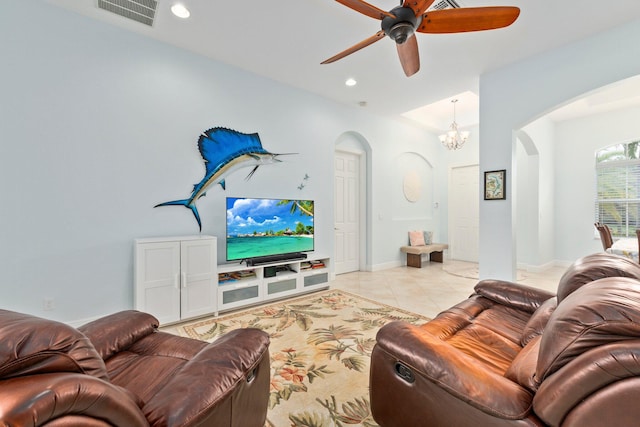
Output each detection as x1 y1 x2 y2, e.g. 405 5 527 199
97 0 157 26
428 0 461 10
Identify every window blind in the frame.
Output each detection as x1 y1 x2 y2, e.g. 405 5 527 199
596 158 640 237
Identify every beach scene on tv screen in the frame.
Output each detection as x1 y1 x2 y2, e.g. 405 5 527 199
226 197 314 260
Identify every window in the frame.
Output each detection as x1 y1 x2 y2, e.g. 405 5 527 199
595 141 640 237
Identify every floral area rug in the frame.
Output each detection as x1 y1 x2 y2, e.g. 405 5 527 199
175 289 430 427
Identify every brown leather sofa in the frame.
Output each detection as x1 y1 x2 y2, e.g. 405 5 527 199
370 253 640 427
0 309 270 426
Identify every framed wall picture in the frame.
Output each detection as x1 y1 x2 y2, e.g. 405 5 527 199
484 169 506 200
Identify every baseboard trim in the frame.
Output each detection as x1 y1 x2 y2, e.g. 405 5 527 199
517 259 572 272
370 260 403 271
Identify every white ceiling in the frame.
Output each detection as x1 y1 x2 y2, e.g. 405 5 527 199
47 0 640 131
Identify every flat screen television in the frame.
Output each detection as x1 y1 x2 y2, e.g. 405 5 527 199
226 197 314 263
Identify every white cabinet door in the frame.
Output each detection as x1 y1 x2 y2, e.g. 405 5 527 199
135 241 181 324
135 236 217 324
180 239 216 319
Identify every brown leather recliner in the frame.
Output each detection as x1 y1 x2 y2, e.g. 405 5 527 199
370 253 640 427
0 309 270 427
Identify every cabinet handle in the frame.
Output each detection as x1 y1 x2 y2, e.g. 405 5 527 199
182 272 187 288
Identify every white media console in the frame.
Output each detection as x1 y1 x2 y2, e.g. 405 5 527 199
217 255 330 312
134 235 331 324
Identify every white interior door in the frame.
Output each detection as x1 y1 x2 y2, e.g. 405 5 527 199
449 165 479 262
334 151 360 274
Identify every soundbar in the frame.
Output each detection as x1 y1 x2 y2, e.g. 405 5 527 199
245 252 307 266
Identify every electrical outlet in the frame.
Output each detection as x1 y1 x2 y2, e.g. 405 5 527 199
43 298 55 311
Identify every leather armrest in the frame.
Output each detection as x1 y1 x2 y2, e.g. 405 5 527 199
143 328 270 426
474 280 555 314
78 310 158 361
534 340 640 426
0 309 108 380
375 321 533 419
0 372 148 426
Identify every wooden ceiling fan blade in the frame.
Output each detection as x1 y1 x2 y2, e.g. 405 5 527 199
418 6 520 34
335 0 396 20
402 0 437 17
396 34 420 77
321 31 386 64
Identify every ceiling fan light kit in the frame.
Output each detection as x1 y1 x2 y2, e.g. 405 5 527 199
381 6 420 44
323 0 520 77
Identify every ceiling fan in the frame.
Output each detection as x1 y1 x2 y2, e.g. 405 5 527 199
321 0 520 77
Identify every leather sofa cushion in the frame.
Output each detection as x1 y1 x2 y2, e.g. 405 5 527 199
537 277 640 381
374 321 535 420
79 310 158 361
533 340 640 426
141 328 270 427
420 295 529 375
505 335 541 392
520 297 557 346
556 253 640 303
475 280 554 314
104 331 208 404
0 309 108 380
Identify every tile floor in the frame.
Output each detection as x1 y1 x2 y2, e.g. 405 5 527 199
162 260 566 334
331 260 566 319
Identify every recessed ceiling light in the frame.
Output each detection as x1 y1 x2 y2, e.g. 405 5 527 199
171 3 190 18
345 78 357 87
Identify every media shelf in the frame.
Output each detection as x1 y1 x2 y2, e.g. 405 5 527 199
135 236 332 324
217 255 331 313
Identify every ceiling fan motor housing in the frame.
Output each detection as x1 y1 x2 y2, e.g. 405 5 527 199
382 6 422 44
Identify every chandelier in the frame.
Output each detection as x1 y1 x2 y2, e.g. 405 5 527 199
439 99 470 150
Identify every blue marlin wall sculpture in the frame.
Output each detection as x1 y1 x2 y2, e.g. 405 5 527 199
155 127 287 231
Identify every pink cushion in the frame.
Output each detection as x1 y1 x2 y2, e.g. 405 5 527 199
409 231 425 246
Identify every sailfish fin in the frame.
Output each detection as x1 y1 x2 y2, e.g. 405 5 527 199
246 165 260 180
154 199 202 231
218 179 226 190
198 128 267 176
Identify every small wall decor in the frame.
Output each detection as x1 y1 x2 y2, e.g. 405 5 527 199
484 169 506 200
155 127 288 231
298 173 309 190
403 170 421 202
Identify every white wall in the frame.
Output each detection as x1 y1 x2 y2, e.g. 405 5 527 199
515 139 538 266
0 2 442 323
368 127 446 269
516 118 556 270
479 18 640 280
554 106 640 263
391 152 435 256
